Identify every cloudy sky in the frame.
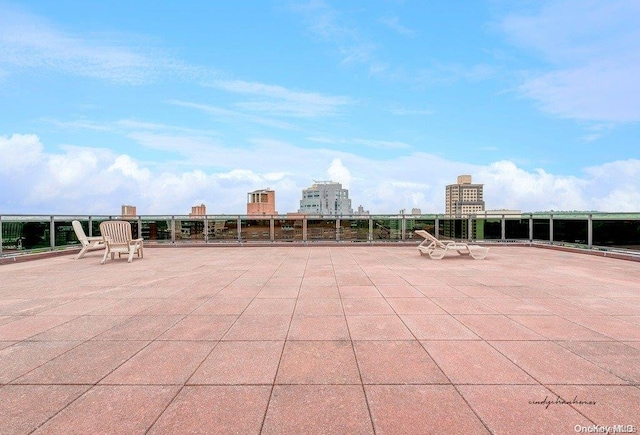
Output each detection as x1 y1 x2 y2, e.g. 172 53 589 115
1 0 639 215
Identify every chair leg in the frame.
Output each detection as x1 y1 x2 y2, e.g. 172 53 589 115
76 246 88 259
101 249 109 265
128 248 135 263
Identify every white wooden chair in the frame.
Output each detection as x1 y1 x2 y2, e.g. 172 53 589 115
72 220 105 259
415 229 488 260
99 220 144 264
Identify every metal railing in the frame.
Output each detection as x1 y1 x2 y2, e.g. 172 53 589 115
1 213 639 257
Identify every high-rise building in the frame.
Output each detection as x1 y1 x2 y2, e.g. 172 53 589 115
121 205 137 217
189 204 207 217
247 189 276 215
355 205 369 215
400 208 422 215
299 181 353 216
445 175 485 217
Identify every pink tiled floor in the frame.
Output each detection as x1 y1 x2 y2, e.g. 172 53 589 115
1 246 639 434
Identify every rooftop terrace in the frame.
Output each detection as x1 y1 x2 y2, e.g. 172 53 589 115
1 246 639 434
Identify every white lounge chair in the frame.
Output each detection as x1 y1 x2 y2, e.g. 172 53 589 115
99 220 144 264
415 230 488 260
72 220 105 259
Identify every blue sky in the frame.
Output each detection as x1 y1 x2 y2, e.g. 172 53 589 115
1 0 639 215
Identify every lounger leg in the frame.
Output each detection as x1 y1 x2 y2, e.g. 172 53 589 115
429 250 446 260
101 249 109 265
128 248 135 263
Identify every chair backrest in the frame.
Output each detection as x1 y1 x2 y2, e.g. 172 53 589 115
414 230 447 248
72 220 89 245
100 221 133 244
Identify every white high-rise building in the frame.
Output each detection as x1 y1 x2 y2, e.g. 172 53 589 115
445 175 485 217
299 181 353 216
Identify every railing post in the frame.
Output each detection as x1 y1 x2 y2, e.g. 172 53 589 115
549 214 554 243
336 218 340 242
171 216 176 243
435 216 440 239
270 217 275 242
587 214 593 248
501 215 506 242
529 214 533 242
204 217 209 243
137 216 142 240
237 217 242 243
88 216 93 237
368 218 373 243
401 215 405 241
468 216 473 241
303 216 308 242
0 215 3 256
50 216 55 251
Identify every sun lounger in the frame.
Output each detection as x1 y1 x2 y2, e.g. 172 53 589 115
415 229 488 260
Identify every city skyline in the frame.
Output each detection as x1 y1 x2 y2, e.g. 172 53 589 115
1 1 639 215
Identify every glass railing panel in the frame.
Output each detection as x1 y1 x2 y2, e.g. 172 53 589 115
338 219 370 242
274 218 303 242
207 218 238 241
175 219 206 242
1 218 28 253
505 219 530 240
553 219 587 245
533 219 550 241
372 218 402 241
307 219 337 241
1 217 50 252
140 218 172 242
477 219 501 240
53 219 79 248
405 219 435 241
593 219 640 250
271 218 300 242
241 219 271 242
91 217 107 238
439 219 466 240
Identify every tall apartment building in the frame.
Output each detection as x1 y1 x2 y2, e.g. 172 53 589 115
189 204 207 217
247 189 276 216
445 175 485 217
299 181 353 216
121 205 137 217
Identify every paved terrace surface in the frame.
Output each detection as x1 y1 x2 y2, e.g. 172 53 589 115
1 246 639 434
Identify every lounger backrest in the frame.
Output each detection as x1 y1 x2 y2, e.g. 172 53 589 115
414 230 448 248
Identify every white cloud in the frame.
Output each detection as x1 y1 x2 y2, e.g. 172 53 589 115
108 155 151 182
478 161 588 211
379 16 415 37
291 0 375 67
209 79 353 118
2 134 639 215
327 158 352 188
501 0 640 122
352 139 411 150
48 147 99 185
0 7 197 85
0 133 44 173
168 100 296 130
